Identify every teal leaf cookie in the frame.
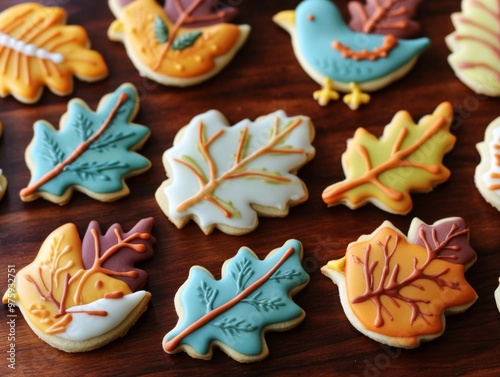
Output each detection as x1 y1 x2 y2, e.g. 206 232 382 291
163 239 309 362
20 83 151 205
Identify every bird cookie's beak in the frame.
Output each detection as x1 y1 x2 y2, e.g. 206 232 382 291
272 10 295 33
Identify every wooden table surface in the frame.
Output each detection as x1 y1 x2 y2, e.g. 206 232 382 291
0 0 499 376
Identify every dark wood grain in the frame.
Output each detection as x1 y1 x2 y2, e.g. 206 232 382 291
1 1 499 376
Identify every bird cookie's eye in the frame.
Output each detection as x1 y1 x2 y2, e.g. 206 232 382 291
307 14 315 21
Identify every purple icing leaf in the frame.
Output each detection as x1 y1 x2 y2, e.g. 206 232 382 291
81 217 155 291
348 0 422 38
164 0 238 27
412 218 477 266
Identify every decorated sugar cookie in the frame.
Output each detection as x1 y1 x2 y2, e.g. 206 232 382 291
0 122 6 201
155 110 315 235
273 0 429 109
20 83 151 205
0 2 108 104
446 0 500 96
2 218 155 352
495 278 500 312
322 102 455 214
107 0 250 87
163 239 309 362
475 116 500 210
322 217 477 348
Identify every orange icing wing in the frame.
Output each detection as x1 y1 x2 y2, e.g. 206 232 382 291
0 3 108 103
108 0 250 86
322 102 455 214
322 218 477 348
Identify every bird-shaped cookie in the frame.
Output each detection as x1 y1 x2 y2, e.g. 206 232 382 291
108 0 250 87
274 0 430 110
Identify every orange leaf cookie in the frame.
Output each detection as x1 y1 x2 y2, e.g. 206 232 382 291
108 0 250 87
322 217 477 348
322 102 455 214
2 218 155 352
0 3 108 104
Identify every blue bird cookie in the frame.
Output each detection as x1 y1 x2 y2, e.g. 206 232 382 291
274 0 430 110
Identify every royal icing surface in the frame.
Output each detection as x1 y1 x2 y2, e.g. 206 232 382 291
0 3 108 103
156 110 315 235
322 102 455 214
2 219 154 349
163 239 309 360
446 0 500 96
322 218 477 348
495 278 500 312
475 116 500 210
108 0 250 86
273 0 429 108
20 83 151 204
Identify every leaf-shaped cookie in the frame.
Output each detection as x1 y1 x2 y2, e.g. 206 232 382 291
475 116 500 210
1 218 154 352
107 0 250 87
156 110 315 235
321 217 477 348
348 0 423 38
163 239 309 362
446 0 500 96
20 83 151 205
322 102 455 214
0 3 108 104
0 122 6 201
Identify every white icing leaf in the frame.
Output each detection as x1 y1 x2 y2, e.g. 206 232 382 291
156 110 315 235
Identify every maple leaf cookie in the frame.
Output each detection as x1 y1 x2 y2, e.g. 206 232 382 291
322 217 477 348
107 0 250 87
20 83 151 205
0 122 6 201
0 3 108 104
322 102 455 214
163 239 309 362
446 0 500 96
475 116 500 210
274 0 429 109
155 110 316 235
2 218 155 352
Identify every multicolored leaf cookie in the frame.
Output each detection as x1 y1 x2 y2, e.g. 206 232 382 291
0 121 6 201
156 110 315 235
0 2 108 104
2 218 155 352
321 217 477 348
446 0 500 96
475 116 500 210
348 0 423 38
107 0 250 87
322 102 455 214
163 239 309 362
20 83 151 205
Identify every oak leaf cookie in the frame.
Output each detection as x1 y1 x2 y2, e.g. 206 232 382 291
2 218 155 352
322 102 455 214
107 0 250 87
0 122 6 201
155 110 315 235
163 239 309 362
322 217 477 348
274 0 429 109
475 116 500 210
20 83 151 205
0 2 108 104
446 0 500 96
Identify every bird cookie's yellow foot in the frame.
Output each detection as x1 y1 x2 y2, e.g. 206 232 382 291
313 78 340 106
343 82 370 110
